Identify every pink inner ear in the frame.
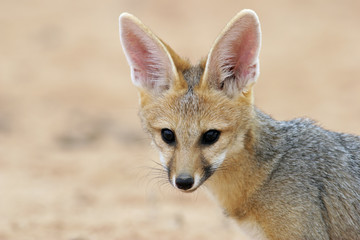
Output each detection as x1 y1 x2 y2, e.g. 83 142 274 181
207 13 261 95
236 29 258 67
120 19 171 91
123 29 163 88
232 28 259 81
220 23 259 79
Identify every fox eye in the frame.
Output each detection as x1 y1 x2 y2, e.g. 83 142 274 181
161 128 176 145
201 130 220 145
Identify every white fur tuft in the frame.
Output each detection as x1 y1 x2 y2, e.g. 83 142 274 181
193 173 201 189
159 152 166 168
212 151 227 170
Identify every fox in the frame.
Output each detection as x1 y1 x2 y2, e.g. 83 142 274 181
118 9 360 240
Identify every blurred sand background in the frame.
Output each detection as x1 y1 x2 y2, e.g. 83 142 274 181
1 0 360 239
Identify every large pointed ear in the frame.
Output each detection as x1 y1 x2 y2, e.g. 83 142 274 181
119 13 178 93
202 9 261 97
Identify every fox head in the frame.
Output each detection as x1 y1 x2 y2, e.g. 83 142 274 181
119 10 261 192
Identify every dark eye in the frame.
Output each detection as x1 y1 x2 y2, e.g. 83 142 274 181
161 128 176 145
201 130 220 145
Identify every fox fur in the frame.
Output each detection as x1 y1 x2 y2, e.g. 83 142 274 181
119 9 360 240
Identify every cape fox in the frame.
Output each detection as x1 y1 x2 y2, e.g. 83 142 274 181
119 9 360 240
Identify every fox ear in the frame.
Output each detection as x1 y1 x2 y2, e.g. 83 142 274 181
202 9 261 97
119 13 178 93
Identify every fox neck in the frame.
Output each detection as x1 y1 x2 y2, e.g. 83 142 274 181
204 109 274 220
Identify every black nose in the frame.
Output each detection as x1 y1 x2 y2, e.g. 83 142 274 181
175 174 194 190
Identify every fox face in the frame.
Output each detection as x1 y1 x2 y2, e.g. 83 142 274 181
139 78 254 191
119 10 261 192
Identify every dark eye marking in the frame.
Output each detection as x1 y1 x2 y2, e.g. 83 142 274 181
161 128 176 145
201 130 220 145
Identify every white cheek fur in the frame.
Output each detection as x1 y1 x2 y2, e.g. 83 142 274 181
193 173 201 189
211 151 227 170
159 152 166 168
171 175 176 188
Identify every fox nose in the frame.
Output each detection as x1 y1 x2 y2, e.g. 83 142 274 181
175 174 194 190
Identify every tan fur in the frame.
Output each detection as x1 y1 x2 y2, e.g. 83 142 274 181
119 10 360 240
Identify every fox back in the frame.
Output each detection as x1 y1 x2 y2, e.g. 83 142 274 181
119 10 360 240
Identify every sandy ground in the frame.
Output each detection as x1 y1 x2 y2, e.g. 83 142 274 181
1 0 360 239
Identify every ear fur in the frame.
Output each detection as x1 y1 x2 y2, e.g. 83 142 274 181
202 9 261 97
119 13 179 93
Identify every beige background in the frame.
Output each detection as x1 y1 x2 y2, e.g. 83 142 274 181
1 0 360 239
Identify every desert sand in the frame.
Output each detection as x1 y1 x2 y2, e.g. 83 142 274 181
1 0 360 239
